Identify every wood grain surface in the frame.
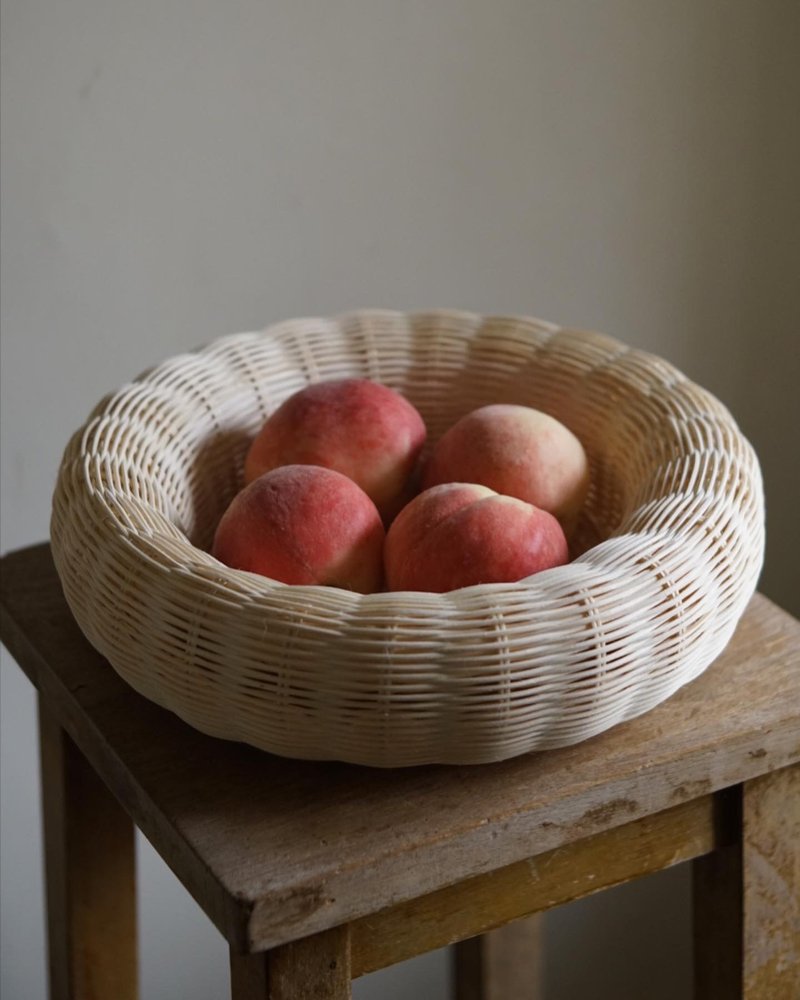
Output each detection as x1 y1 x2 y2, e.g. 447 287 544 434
350 793 736 976
453 917 543 1000
2 543 798 954
38 699 138 1000
743 766 800 998
352 793 723 976
230 926 351 999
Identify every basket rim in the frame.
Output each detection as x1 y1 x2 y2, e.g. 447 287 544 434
67 306 751 608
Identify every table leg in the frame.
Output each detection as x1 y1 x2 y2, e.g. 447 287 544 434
453 915 543 1000
230 926 351 999
693 825 743 999
693 766 800 1000
742 765 799 999
38 696 138 1000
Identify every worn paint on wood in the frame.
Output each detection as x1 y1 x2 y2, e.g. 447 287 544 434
351 794 719 976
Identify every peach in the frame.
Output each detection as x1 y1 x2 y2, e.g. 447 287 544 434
212 465 384 593
423 404 589 532
244 378 427 521
384 482 568 593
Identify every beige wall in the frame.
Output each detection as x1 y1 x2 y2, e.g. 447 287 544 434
736 2 800 618
2 2 797 997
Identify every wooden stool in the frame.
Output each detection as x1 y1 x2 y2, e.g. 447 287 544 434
1 544 798 1000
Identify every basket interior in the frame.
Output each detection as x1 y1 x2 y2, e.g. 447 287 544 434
118 314 688 563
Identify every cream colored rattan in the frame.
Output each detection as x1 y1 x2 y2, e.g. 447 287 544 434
50 310 764 766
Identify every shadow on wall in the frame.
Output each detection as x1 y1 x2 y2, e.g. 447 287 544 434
735 2 800 617
655 1 800 619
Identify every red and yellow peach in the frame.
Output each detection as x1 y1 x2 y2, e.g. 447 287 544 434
423 404 589 532
245 379 426 522
384 482 568 593
212 464 385 593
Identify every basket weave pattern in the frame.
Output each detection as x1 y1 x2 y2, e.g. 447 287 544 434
51 311 764 766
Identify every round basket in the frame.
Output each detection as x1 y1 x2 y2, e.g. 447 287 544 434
50 310 764 766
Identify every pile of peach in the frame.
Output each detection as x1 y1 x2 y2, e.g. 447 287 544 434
212 379 589 594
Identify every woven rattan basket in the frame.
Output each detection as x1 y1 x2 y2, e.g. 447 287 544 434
51 310 764 766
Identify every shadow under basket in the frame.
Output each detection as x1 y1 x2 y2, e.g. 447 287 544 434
50 310 765 766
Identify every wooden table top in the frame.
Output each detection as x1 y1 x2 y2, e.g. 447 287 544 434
1 543 798 954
